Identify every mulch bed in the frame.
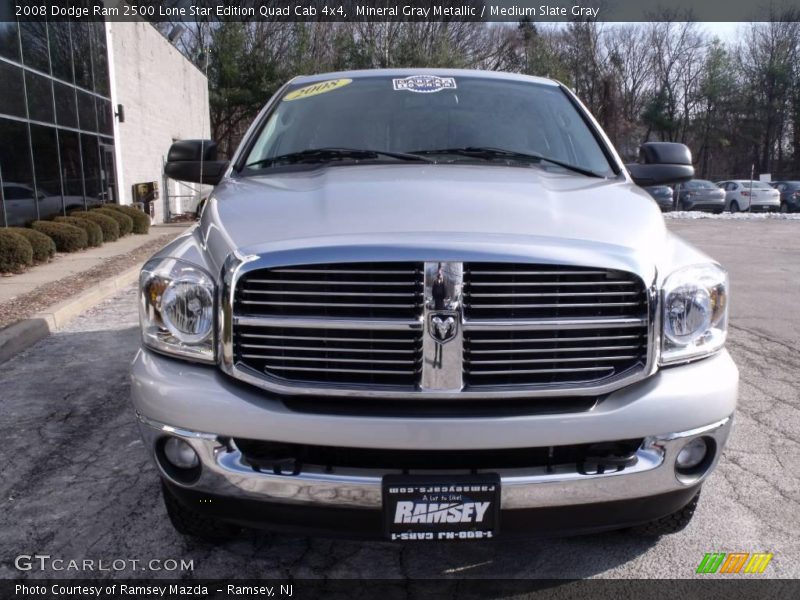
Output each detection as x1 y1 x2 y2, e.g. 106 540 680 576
0 232 180 330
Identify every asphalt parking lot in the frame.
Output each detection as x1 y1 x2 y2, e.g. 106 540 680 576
0 218 798 582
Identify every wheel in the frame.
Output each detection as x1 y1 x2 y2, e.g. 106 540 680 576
161 482 241 543
629 490 701 537
780 202 788 213
730 201 740 213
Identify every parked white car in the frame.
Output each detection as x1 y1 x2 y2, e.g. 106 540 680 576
716 180 780 212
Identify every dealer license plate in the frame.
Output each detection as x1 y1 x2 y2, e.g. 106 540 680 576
382 474 500 541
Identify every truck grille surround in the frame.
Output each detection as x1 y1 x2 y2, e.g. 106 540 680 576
230 261 651 396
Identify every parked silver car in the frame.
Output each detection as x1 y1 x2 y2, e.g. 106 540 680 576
673 180 725 213
716 179 780 212
132 70 736 543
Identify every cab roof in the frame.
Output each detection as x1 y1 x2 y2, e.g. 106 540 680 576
289 68 561 88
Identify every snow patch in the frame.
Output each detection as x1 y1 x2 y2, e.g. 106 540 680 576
664 211 800 220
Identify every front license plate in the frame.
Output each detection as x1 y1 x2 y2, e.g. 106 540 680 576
382 474 500 541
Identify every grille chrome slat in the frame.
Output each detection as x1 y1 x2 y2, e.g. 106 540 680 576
467 270 610 276
469 334 641 344
240 344 415 354
243 280 417 287
265 365 419 376
242 354 420 365
468 291 641 298
467 355 638 365
463 318 646 331
242 290 414 297
260 269 419 275
468 281 637 287
239 333 416 344
471 366 614 376
467 345 642 354
235 316 422 330
465 301 641 309
240 300 417 308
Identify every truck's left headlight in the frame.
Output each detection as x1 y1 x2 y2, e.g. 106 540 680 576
139 258 216 363
660 263 728 365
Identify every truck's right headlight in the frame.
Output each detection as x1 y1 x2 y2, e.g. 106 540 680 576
660 264 728 365
139 258 216 363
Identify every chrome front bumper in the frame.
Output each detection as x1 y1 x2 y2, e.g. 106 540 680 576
137 414 733 510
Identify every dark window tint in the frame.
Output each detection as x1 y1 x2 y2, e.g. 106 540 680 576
0 20 20 62
99 142 116 203
58 129 84 206
19 21 50 74
0 118 36 225
71 22 93 90
96 98 113 135
91 22 109 96
54 81 78 128
48 22 74 84
81 134 102 206
77 90 97 132
0 62 26 118
29 124 63 218
25 71 54 123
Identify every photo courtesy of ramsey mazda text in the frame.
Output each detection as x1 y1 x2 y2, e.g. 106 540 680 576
132 69 736 543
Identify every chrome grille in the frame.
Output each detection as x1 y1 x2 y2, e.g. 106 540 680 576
463 263 645 319
235 325 422 386
233 262 424 387
235 262 423 319
228 259 651 397
463 263 649 387
464 325 649 386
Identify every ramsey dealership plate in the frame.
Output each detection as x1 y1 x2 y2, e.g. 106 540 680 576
382 474 500 541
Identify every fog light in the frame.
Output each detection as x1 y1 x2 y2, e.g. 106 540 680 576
163 437 200 469
676 437 708 469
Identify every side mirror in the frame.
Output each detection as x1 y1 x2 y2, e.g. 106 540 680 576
626 142 694 186
164 140 228 185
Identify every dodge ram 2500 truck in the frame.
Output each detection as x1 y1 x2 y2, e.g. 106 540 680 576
131 69 737 542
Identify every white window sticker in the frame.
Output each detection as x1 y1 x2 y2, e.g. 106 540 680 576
392 75 457 93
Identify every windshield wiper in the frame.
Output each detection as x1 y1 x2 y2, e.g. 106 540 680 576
410 147 605 178
244 147 433 169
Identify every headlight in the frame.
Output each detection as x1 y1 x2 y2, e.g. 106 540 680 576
139 258 216 363
660 264 728 365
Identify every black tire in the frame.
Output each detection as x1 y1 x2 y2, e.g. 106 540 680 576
630 490 701 537
780 202 788 214
730 201 740 213
162 483 241 543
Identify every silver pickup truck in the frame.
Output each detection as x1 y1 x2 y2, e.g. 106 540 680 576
131 69 737 543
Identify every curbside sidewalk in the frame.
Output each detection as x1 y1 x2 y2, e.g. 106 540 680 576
0 224 189 364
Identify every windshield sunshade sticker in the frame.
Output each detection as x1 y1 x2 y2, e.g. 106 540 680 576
392 75 457 93
283 78 352 101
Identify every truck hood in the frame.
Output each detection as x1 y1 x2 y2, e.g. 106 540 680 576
202 164 667 275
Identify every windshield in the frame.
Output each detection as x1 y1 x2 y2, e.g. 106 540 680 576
242 75 615 176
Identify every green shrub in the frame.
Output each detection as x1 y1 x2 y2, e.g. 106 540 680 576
103 204 150 234
55 216 103 247
0 229 34 272
71 210 119 242
7 227 55 263
93 207 133 236
31 221 88 252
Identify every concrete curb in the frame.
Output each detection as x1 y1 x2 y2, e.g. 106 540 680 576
0 264 141 364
